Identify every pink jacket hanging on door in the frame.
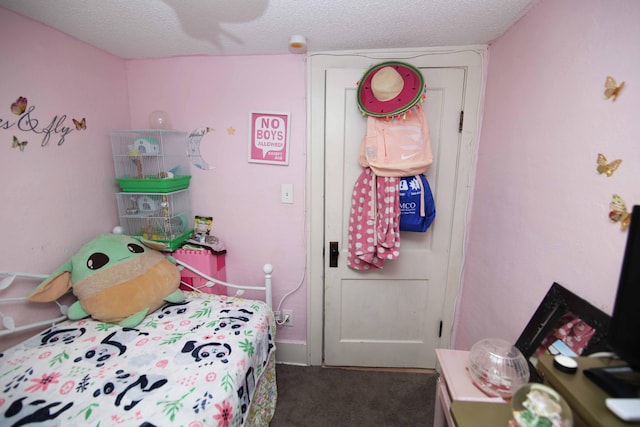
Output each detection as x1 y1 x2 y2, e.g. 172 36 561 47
358 111 432 177
347 168 400 270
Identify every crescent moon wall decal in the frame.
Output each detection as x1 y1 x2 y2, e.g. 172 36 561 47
187 127 215 170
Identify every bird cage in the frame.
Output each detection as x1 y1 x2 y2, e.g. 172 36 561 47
110 129 191 193
115 190 193 251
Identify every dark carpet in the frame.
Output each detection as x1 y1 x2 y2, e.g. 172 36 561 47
270 364 438 426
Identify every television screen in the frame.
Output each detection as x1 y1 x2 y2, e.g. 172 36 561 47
584 205 640 397
608 204 640 370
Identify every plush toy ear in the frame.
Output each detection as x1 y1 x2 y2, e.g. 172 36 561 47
28 261 73 302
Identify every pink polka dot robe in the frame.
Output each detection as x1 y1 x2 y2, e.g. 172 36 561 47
347 168 401 270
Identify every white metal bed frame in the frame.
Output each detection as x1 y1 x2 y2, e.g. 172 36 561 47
0 262 273 338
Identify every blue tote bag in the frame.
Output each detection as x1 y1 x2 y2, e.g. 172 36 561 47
399 175 436 232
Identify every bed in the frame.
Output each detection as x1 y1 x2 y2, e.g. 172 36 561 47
0 261 277 427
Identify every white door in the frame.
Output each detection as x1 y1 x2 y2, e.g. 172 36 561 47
323 66 465 368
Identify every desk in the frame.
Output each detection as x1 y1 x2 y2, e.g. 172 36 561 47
434 349 505 427
538 355 640 427
450 401 512 426
436 350 640 426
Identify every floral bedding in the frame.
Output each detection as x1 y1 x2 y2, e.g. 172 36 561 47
0 292 276 427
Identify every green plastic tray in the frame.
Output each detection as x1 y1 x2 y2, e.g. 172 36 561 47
138 229 193 252
117 175 191 193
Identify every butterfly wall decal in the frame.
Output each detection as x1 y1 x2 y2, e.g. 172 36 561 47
73 117 87 130
10 96 27 115
604 76 625 101
596 153 622 177
12 136 27 152
609 194 631 231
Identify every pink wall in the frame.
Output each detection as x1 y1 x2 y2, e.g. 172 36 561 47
455 0 640 349
122 56 307 342
0 8 130 349
0 6 306 348
5 0 638 358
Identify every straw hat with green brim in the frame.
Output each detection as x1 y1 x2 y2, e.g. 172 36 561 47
357 61 425 118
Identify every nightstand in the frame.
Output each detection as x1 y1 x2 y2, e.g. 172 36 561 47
434 348 507 427
173 248 227 295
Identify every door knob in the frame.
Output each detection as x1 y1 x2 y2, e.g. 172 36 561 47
329 241 339 267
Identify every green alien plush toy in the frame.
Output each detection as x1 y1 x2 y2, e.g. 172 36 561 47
28 233 185 328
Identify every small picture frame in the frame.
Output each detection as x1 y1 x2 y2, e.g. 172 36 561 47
515 282 611 382
248 111 290 165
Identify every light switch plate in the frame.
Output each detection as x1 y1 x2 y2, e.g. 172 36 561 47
281 184 293 204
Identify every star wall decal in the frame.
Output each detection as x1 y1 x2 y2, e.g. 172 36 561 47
227 126 236 135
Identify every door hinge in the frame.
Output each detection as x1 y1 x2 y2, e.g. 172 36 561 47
458 111 464 133
438 320 443 338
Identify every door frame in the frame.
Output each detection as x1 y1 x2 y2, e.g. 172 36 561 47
306 46 488 365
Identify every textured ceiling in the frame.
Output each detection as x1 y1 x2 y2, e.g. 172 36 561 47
0 0 538 59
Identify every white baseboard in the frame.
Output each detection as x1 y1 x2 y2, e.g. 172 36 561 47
275 340 308 365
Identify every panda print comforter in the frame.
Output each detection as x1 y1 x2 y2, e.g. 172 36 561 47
0 292 276 427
